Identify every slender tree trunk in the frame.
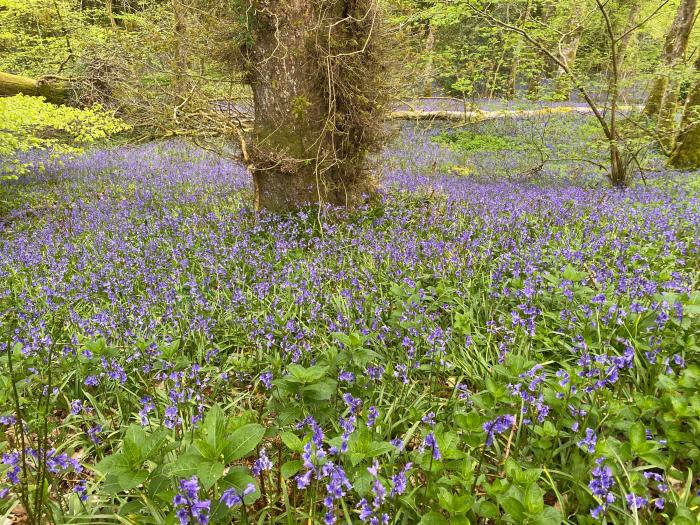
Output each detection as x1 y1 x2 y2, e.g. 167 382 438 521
617 0 642 65
106 0 117 28
247 0 387 211
171 0 188 98
553 4 585 100
0 71 67 104
643 0 696 118
422 24 435 96
507 0 532 99
669 55 700 168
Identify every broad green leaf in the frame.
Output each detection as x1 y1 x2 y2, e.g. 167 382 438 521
123 425 146 465
203 404 227 454
281 460 302 479
280 431 303 452
532 506 563 525
197 460 226 490
117 469 149 491
629 422 646 451
500 497 526 521
162 453 202 478
95 453 133 476
418 511 449 525
223 423 265 462
524 484 545 514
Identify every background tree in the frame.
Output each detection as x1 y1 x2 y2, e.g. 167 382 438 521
642 0 697 150
669 53 700 167
469 0 677 186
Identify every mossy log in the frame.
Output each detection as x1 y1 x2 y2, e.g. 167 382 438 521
0 71 68 104
388 106 640 122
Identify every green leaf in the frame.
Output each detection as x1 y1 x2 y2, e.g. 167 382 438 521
281 460 302 479
286 364 328 384
163 453 202 478
223 423 265 462
203 404 227 455
302 379 337 401
280 431 303 452
94 453 133 476
193 438 218 461
524 484 545 514
117 469 149 491
562 264 588 282
123 425 146 465
418 511 449 525
532 506 563 525
517 468 542 485
476 501 499 519
629 422 646 451
365 441 396 457
197 460 226 490
500 497 526 521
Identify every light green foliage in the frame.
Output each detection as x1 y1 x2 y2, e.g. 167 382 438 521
390 0 700 100
0 94 129 178
433 129 527 152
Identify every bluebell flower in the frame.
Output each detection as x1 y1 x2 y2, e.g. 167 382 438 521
338 369 355 383
483 414 515 446
173 476 211 525
390 463 412 497
625 493 648 510
220 483 256 508
577 428 597 453
421 412 436 426
367 406 379 428
259 371 273 390
588 458 615 519
420 432 441 460
252 448 273 476
73 481 88 502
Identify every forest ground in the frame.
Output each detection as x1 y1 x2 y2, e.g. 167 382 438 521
0 113 698 524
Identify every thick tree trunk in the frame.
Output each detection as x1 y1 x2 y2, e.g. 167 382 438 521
247 0 387 211
669 56 700 168
643 0 696 118
0 71 68 104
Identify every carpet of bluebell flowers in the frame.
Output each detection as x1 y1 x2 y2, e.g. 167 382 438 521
0 117 699 524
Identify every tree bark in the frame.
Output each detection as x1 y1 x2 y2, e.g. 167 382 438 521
422 24 435 97
247 0 387 212
106 0 117 28
669 56 700 168
171 0 188 97
553 3 585 100
0 71 68 104
643 0 696 118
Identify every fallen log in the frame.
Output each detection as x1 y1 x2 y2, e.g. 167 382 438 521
388 105 641 122
0 71 68 104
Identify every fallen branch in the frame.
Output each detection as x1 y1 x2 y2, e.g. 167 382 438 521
387 105 642 122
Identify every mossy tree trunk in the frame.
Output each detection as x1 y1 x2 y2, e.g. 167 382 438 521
669 56 700 168
643 0 696 121
246 0 388 212
0 71 68 104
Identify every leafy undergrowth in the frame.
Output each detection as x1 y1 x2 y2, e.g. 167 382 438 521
0 141 699 525
432 130 528 153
